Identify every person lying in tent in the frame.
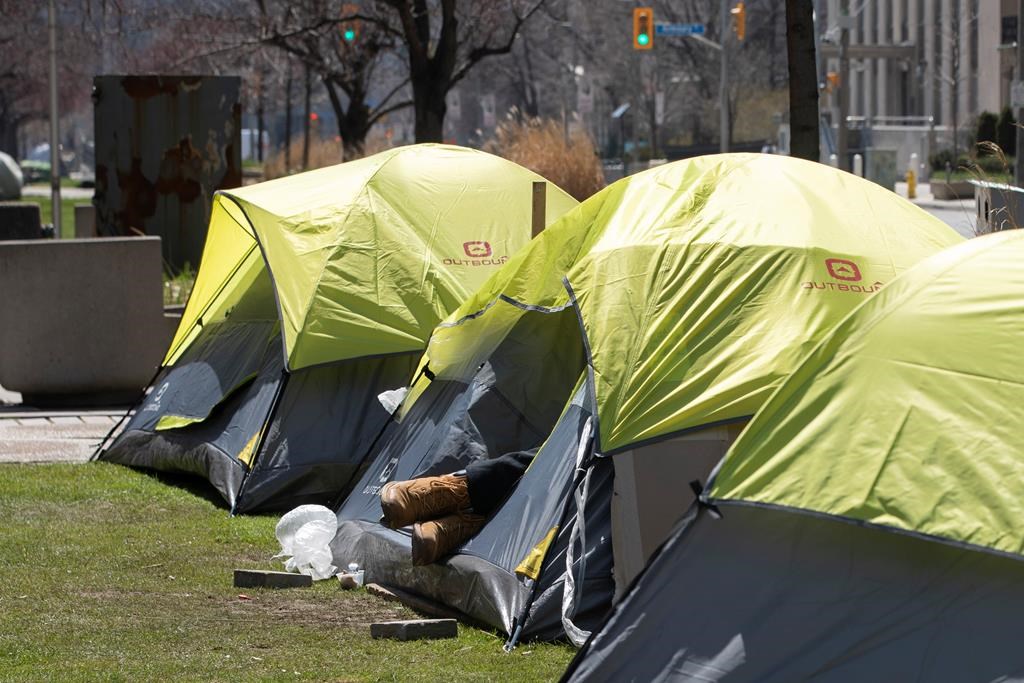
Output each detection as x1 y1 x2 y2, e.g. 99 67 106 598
379 451 534 565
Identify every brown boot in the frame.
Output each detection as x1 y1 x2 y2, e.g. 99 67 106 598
411 511 486 566
380 474 471 529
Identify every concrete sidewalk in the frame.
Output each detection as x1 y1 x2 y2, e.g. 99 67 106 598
0 384 125 463
21 184 94 200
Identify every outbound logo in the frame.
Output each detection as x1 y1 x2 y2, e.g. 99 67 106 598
803 258 883 294
142 381 170 412
463 241 492 258
443 239 508 267
362 457 401 496
825 258 861 281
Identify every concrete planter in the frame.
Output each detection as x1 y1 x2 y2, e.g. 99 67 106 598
0 236 170 406
930 180 974 200
0 202 42 240
973 180 1024 233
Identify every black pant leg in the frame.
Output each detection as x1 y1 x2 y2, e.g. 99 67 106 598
465 449 536 516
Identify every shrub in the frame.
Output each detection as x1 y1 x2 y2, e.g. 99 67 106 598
997 107 1017 155
263 136 395 180
974 144 1009 175
929 148 956 172
263 137 343 179
163 263 196 306
976 111 997 146
485 114 605 202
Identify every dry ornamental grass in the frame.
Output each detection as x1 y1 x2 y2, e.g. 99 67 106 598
486 115 606 202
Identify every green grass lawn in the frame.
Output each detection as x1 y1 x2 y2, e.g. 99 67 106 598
0 464 574 682
19 193 78 239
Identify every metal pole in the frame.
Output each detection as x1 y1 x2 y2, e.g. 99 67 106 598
720 0 730 153
836 0 850 171
48 0 61 238
1016 0 1024 185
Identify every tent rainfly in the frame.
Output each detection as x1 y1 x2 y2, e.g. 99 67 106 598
564 229 1024 682
329 153 963 644
97 144 578 513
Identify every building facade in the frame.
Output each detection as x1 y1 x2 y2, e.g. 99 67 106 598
819 0 1017 127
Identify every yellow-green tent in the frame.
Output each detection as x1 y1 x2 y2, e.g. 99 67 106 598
566 230 1024 682
331 153 963 644
99 144 577 512
710 228 1024 554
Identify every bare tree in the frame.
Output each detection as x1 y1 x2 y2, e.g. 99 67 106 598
256 1 411 159
0 1 103 157
379 0 547 142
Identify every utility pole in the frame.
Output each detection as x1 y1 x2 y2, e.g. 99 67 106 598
720 0 729 152
1016 0 1024 185
48 0 61 238
836 0 850 172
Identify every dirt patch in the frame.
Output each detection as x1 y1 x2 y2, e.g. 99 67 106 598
230 594 412 628
77 585 414 630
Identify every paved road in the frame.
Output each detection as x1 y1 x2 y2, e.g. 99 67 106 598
923 205 977 239
894 182 978 239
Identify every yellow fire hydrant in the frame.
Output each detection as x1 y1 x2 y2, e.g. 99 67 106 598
906 168 917 199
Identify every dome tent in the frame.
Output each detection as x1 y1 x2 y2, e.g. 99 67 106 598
329 153 963 643
97 144 578 513
564 231 1024 682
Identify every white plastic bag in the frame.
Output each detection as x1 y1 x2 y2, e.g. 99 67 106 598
273 505 338 580
377 386 409 415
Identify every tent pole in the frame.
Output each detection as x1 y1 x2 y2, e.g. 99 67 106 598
531 182 547 238
503 437 595 651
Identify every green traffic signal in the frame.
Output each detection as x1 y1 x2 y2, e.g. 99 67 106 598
638 33 650 45
343 28 356 41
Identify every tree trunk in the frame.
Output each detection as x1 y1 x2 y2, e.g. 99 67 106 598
648 96 659 159
786 0 820 161
0 95 19 157
284 61 293 172
324 79 370 161
302 64 312 170
257 72 266 164
0 116 17 157
413 77 447 142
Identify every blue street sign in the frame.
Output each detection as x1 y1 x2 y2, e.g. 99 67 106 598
655 23 706 37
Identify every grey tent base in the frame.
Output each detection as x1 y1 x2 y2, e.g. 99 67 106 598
332 519 531 634
101 430 247 509
331 375 616 643
100 341 418 513
564 504 1024 682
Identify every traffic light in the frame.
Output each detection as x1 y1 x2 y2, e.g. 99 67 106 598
633 7 654 50
341 2 359 44
731 2 746 41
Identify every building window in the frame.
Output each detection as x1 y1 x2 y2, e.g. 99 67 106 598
1002 16 1018 46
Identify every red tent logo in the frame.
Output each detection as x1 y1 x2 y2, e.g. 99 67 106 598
825 258 862 282
463 241 492 258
